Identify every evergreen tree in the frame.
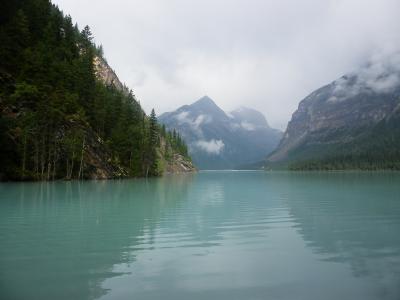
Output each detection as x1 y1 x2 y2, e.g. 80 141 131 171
145 108 159 176
0 0 192 180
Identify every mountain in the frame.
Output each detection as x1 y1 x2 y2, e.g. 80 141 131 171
267 54 400 170
159 96 282 169
93 56 126 93
0 0 194 180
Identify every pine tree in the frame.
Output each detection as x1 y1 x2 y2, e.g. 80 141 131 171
0 0 193 180
149 109 159 147
146 108 159 176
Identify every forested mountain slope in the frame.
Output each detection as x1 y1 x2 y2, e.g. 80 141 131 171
0 0 194 180
266 54 400 170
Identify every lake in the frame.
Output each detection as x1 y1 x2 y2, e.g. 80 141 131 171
1 171 400 300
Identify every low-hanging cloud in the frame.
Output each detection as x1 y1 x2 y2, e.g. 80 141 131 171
359 51 400 93
174 111 211 137
240 121 256 131
195 139 225 155
329 50 400 102
53 0 400 130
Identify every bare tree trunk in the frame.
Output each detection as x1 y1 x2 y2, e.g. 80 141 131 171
34 140 39 179
78 137 85 180
52 161 56 180
46 135 52 181
66 159 70 180
47 150 51 181
69 151 75 180
52 139 57 181
22 134 27 179
41 136 45 180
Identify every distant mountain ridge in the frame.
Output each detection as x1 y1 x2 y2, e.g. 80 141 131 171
267 53 400 170
160 96 282 169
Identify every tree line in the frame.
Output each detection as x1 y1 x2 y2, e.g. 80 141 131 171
288 112 400 171
0 0 190 180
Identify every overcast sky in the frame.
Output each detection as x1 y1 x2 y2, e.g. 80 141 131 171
53 0 399 129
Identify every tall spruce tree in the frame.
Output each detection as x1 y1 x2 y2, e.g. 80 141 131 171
0 0 192 180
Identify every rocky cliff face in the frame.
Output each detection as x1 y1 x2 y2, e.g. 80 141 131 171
68 118 195 180
67 120 129 179
0 0 195 181
158 136 196 174
91 57 195 176
164 153 196 174
93 56 127 93
267 54 400 168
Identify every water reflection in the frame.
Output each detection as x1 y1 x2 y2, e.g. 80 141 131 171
1 172 400 300
0 175 194 300
284 172 400 297
98 171 292 300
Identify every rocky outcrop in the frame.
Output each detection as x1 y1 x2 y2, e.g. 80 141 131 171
82 131 128 180
158 136 196 174
267 54 400 168
164 153 196 174
63 120 128 180
93 56 127 93
92 56 196 176
68 120 196 179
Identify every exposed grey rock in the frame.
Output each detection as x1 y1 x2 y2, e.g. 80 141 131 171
93 56 128 94
267 55 400 166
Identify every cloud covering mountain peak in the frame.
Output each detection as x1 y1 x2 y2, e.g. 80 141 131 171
159 96 282 169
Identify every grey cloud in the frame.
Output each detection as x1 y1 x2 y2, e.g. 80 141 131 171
174 111 211 137
329 50 400 102
195 139 225 155
53 0 400 129
240 121 256 131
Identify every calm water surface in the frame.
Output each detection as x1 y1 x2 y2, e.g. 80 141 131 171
1 171 400 300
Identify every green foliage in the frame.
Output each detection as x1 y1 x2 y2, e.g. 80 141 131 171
163 128 190 161
288 113 400 171
0 0 191 180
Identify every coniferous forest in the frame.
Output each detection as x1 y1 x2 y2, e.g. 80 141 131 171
0 0 191 180
286 112 400 171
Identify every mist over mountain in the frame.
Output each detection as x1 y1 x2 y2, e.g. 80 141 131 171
267 52 400 170
159 96 282 169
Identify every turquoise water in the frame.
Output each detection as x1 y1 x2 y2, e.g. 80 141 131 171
1 171 400 300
